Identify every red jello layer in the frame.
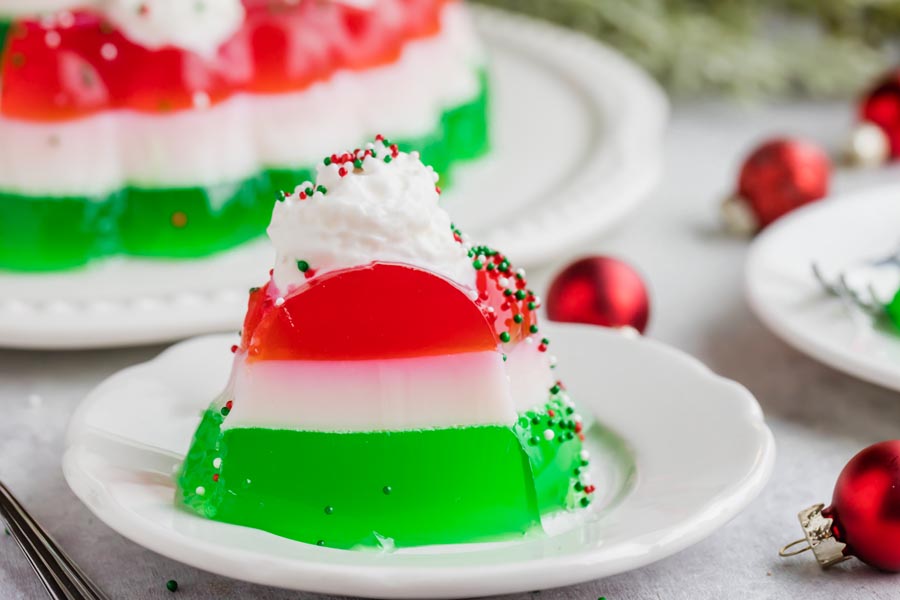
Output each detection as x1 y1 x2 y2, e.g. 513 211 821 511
241 264 499 362
0 0 449 122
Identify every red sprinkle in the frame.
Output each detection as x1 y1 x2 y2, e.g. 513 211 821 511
435 185 442 195
304 268 317 280
547 410 555 417
575 422 583 433
584 485 596 495
578 433 586 441
538 344 548 352
225 400 233 410
299 191 307 200
230 345 238 354
338 167 348 177
213 474 220 482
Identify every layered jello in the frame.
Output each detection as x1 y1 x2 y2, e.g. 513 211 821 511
177 138 592 549
0 0 488 271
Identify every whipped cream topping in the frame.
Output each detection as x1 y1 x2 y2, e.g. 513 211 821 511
268 138 475 294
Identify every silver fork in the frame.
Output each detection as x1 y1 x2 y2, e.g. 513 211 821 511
0 481 109 599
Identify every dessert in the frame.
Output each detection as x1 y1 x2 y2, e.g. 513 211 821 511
0 0 488 271
177 138 592 549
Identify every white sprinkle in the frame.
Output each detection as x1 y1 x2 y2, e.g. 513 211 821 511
195 486 206 496
497 277 510 288
580 450 590 461
466 288 478 301
274 297 285 306
44 31 61 48
212 457 222 469
516 268 526 278
543 429 555 441
532 296 542 308
574 414 583 424
100 42 118 60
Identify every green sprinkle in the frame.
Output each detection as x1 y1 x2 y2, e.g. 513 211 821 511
324 156 332 166
503 289 514 297
220 407 230 416
528 436 539 446
249 287 260 294
499 331 511 343
297 260 310 272
515 290 527 300
514 314 524 323
383 486 392 495
550 384 561 394
530 324 539 334
528 302 537 310
324 506 334 515
531 416 540 425
317 540 326 547
166 580 178 593
472 260 483 269
353 159 363 169
384 155 393 164
580 497 591 507
502 354 507 362
317 185 327 194
541 338 550 345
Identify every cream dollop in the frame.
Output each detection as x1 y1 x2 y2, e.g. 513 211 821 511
268 139 474 294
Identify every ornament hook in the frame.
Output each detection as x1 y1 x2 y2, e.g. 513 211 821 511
779 538 812 557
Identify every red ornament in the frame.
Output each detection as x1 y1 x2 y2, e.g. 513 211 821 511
860 69 900 160
546 256 650 334
780 440 900 572
721 138 831 233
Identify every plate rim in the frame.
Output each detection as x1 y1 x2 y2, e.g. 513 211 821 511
745 184 900 392
0 5 668 351
63 323 774 598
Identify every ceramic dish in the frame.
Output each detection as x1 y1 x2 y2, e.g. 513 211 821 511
64 323 774 598
746 184 900 392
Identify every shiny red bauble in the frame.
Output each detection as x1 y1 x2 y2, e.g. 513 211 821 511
734 138 831 229
546 256 650 333
860 70 900 159
823 440 900 572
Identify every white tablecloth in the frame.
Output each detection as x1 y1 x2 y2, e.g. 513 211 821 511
2 101 900 599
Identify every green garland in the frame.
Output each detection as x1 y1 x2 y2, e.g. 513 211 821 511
474 0 897 98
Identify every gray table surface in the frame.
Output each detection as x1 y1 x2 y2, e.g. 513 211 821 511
3 101 900 600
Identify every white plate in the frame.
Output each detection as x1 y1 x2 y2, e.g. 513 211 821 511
747 184 900 392
63 323 774 599
0 6 667 350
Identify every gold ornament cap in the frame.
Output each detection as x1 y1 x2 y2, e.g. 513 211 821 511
779 503 848 568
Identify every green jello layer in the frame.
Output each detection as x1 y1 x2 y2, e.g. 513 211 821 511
178 393 588 549
0 72 489 271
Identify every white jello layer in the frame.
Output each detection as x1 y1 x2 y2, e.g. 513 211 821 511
226 351 516 432
0 2 481 200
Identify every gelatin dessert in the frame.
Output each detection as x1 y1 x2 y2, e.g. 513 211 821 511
0 0 488 271
177 137 592 549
